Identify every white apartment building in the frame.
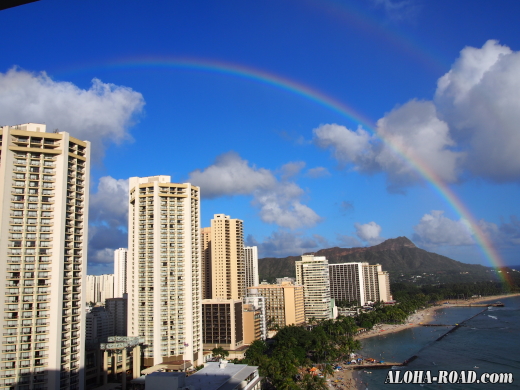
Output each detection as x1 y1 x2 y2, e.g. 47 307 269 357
329 262 366 307
295 255 331 322
114 248 128 297
363 263 391 303
0 123 90 389
244 246 259 290
127 176 202 367
86 274 114 304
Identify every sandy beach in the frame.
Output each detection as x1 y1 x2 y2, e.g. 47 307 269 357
328 293 520 389
354 292 520 341
326 365 362 390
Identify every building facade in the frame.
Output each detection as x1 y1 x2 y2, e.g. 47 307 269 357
85 306 112 344
200 227 212 300
377 269 392 302
201 299 243 350
105 296 128 336
242 295 266 341
244 246 259 291
242 304 262 345
362 263 391 303
295 255 332 322
210 214 245 300
0 123 90 389
211 214 245 299
329 262 366 307
114 248 128 298
86 274 114 304
248 283 305 329
127 176 202 367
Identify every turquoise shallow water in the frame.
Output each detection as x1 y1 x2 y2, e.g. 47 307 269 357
355 296 520 390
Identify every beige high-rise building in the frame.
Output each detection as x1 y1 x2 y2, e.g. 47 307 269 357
0 123 90 390
200 227 212 300
248 282 305 328
210 214 244 300
295 255 332 322
127 176 202 367
377 270 392 302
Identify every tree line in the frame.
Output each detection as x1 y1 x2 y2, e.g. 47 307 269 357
230 280 518 389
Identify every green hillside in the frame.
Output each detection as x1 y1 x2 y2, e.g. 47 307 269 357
258 237 501 285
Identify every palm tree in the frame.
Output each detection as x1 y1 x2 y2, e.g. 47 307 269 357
212 346 229 359
321 363 335 379
299 373 328 390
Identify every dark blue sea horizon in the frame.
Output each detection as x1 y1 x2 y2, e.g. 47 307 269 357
355 296 520 390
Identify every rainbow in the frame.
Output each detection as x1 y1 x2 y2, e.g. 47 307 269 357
59 56 512 286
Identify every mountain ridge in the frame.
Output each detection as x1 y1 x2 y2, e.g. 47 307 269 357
258 236 498 284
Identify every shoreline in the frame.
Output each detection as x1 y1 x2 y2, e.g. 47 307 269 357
354 292 520 341
329 293 520 389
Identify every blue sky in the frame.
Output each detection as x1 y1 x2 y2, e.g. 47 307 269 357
1 0 520 274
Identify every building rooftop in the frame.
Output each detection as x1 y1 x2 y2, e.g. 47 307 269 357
185 362 259 390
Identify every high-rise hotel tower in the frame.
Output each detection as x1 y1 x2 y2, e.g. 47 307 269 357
127 176 202 367
295 255 332 322
0 123 90 389
210 214 244 300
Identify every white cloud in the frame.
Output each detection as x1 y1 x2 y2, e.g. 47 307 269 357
313 101 461 191
413 210 474 247
375 100 461 188
280 161 306 180
0 67 144 161
88 247 116 264
190 152 321 229
306 167 330 178
315 40 520 189
313 124 377 170
435 40 520 182
89 177 129 227
188 151 276 198
478 216 520 247
246 231 328 258
413 211 520 251
88 177 129 272
355 221 384 245
254 182 321 229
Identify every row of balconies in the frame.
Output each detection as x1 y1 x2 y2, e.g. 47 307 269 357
12 181 55 190
8 228 52 235
12 175 55 183
9 205 53 213
9 219 54 227
6 251 52 258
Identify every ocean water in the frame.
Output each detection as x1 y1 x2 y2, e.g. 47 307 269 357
355 296 520 390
